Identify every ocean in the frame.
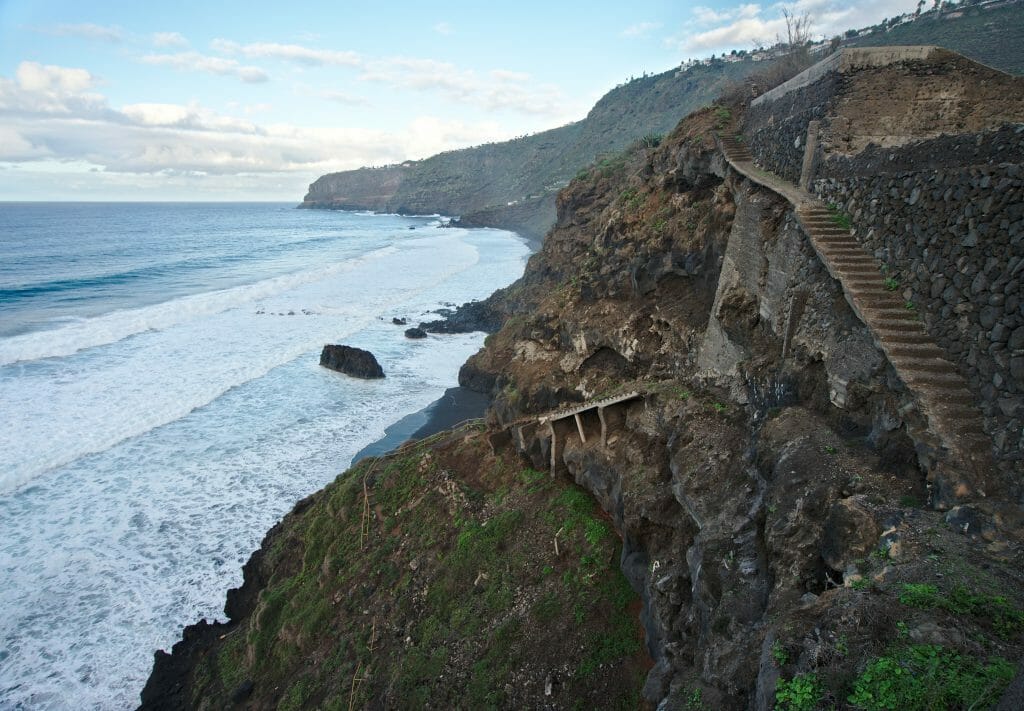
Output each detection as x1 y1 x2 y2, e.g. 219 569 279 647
0 203 528 708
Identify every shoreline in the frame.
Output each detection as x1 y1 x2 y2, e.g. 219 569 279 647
350 385 490 462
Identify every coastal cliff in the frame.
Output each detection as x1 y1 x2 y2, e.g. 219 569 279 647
144 47 1024 709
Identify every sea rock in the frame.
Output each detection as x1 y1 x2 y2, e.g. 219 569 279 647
404 327 427 339
392 317 408 325
319 345 385 378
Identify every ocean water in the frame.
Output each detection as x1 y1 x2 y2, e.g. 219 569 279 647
0 203 528 708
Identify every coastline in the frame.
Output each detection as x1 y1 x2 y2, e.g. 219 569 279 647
351 385 490 462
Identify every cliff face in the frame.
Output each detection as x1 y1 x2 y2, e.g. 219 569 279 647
456 90 1024 706
144 50 1024 710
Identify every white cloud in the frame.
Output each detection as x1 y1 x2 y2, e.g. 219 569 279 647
669 1 920 55
152 32 189 48
319 90 369 106
140 52 269 83
0 61 517 183
433 22 454 36
16 62 95 94
621 22 661 38
358 57 567 117
45 23 123 42
684 17 784 51
211 40 361 67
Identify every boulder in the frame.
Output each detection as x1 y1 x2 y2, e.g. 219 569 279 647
404 327 427 339
319 345 384 378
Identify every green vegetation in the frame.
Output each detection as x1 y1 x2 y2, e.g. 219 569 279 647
186 432 644 708
827 203 853 230
775 673 823 711
851 3 1024 76
884 277 900 292
713 105 732 128
771 640 790 666
848 644 1014 710
899 583 1024 638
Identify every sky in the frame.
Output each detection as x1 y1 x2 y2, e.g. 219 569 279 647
0 0 920 201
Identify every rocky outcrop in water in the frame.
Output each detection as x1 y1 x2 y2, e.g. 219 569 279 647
319 345 384 379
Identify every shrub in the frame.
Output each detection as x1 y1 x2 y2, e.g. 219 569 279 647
776 673 822 711
848 644 1014 710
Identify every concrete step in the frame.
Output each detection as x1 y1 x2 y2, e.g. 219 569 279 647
803 219 847 227
832 260 878 270
892 359 959 377
900 369 968 387
808 228 855 237
959 432 993 449
812 231 858 240
835 267 881 278
873 320 928 333
821 250 874 262
819 243 868 253
827 254 876 264
886 342 947 359
938 410 987 434
843 274 887 285
873 329 935 344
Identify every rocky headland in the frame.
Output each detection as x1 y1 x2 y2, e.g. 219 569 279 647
142 44 1024 710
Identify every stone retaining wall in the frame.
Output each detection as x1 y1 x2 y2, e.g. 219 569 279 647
742 73 837 184
812 129 1024 462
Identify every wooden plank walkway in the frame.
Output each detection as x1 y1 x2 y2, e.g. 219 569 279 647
717 134 995 507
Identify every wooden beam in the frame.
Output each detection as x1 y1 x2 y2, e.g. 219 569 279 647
574 413 587 443
548 421 557 476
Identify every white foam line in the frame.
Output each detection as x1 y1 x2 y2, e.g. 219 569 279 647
0 246 398 367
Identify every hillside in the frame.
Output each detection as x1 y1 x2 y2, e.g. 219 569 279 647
145 47 1024 709
849 2 1024 74
302 59 777 244
300 2 1024 246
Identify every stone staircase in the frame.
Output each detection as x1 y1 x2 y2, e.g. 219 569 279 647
716 134 996 508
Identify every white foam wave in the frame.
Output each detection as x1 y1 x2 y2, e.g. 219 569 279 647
0 217 529 707
0 246 398 367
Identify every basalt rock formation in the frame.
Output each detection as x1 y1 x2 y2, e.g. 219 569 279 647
144 47 1024 710
319 345 385 379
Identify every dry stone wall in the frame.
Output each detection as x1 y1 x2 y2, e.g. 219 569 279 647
812 126 1024 464
742 74 837 184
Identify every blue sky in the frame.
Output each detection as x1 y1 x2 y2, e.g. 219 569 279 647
0 0 918 201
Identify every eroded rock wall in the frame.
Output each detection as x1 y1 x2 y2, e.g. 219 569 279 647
466 108 946 708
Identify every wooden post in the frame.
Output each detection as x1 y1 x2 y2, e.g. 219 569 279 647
574 413 587 443
548 421 557 476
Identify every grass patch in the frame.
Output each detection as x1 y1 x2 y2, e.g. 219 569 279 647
827 203 853 230
848 644 1014 710
899 583 1024 638
775 672 823 711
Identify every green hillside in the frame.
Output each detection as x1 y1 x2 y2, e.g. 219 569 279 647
302 1 1024 244
852 2 1024 74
